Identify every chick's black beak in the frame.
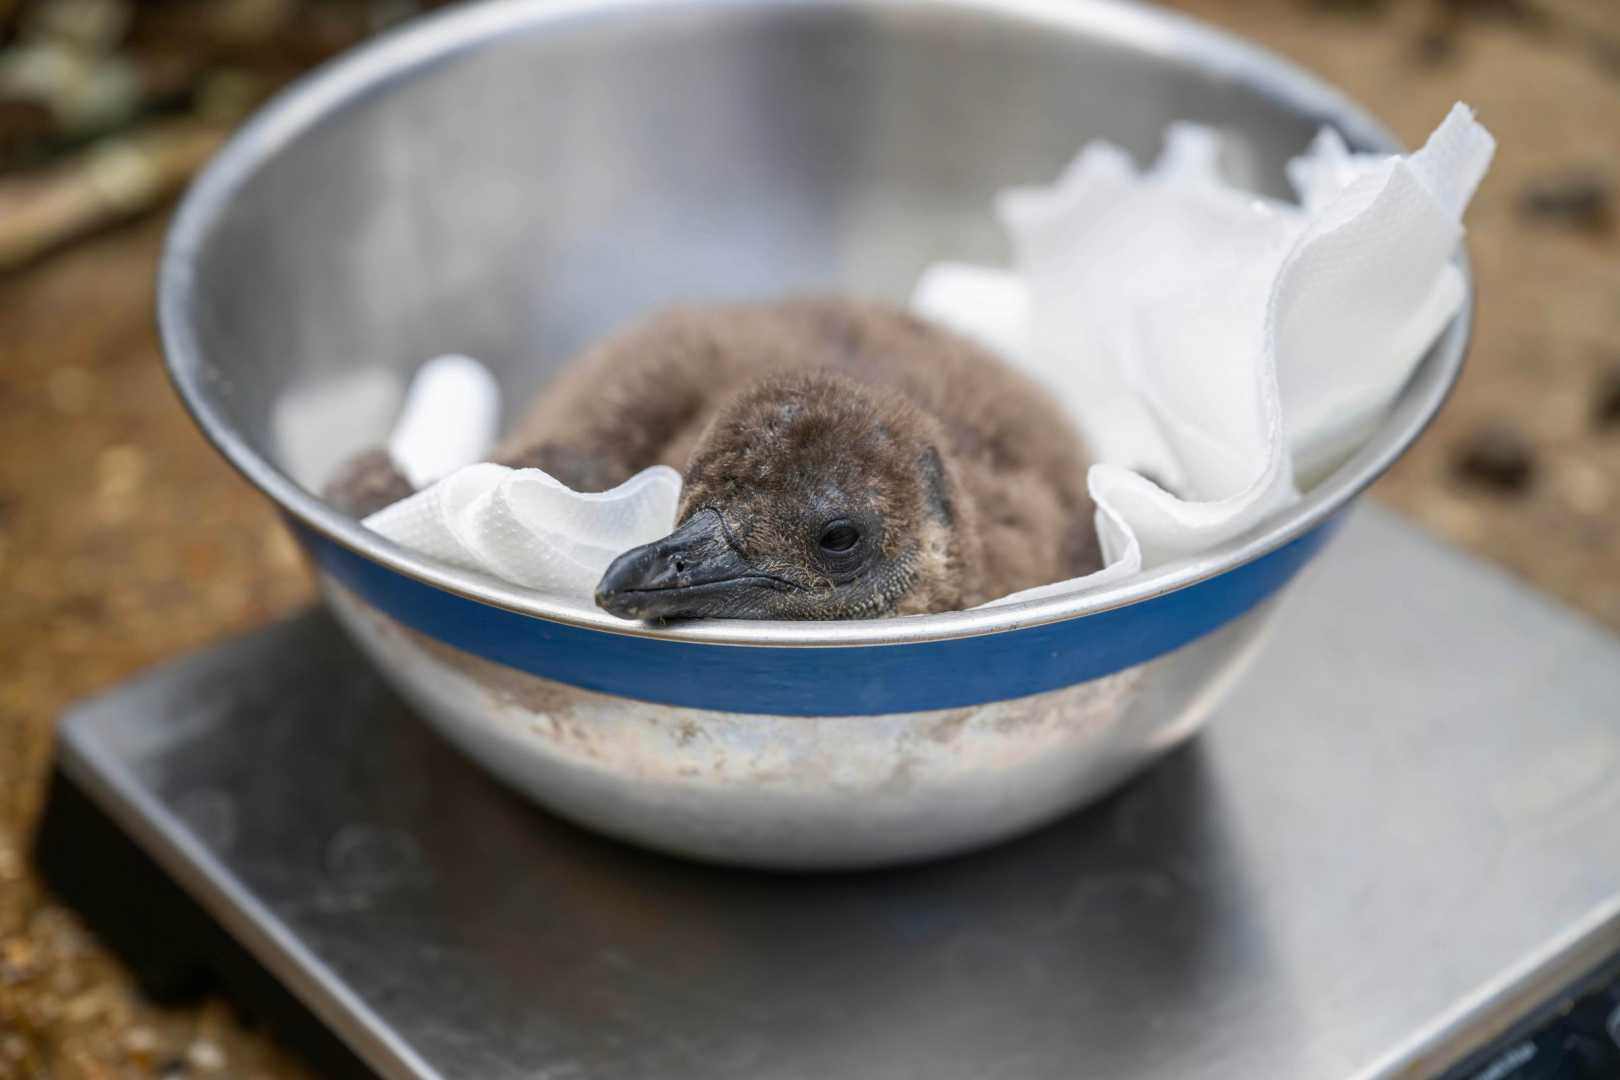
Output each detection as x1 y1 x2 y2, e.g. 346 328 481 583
596 508 776 621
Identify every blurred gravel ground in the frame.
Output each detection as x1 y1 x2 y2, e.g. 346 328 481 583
1171 0 1620 625
0 0 1616 1075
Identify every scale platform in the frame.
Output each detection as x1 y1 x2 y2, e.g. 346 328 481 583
34 506 1620 1079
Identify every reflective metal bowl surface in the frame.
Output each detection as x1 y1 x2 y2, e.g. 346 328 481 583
158 0 1468 868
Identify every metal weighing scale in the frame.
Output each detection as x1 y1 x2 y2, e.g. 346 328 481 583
33 507 1620 1079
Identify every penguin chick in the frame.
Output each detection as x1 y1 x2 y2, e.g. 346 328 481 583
598 369 972 619
328 299 1100 620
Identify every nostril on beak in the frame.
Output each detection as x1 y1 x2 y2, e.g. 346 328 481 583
655 542 686 575
595 508 745 618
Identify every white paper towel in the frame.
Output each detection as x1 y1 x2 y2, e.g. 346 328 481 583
359 104 1493 611
386 354 502 488
918 103 1492 605
364 461 683 595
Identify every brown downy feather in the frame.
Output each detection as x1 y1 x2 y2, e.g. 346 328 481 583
328 298 1099 614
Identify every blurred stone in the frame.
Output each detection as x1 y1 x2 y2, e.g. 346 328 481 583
1306 0 1388 14
1413 26 1458 65
0 96 54 145
262 523 303 571
22 0 133 53
94 444 146 497
1592 37 1620 78
63 988 109 1022
1452 423 1536 493
1595 368 1620 430
1438 0 1543 24
368 0 424 31
1 1032 31 1064
1518 172 1614 232
194 68 260 120
209 0 299 46
0 117 231 270
1415 491 1486 545
1 936 38 983
0 42 141 135
185 1040 226 1072
1555 457 1610 515
121 1025 158 1059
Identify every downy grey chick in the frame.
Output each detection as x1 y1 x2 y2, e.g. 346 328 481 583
326 299 1099 620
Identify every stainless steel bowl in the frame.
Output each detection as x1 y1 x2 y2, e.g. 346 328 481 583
158 0 1468 868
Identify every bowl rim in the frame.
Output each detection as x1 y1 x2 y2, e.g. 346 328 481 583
157 0 1470 650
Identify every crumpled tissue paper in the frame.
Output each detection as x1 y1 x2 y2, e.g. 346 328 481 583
348 353 678 596
919 102 1492 605
385 354 503 488
356 103 1493 610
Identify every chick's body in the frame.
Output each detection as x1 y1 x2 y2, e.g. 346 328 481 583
499 300 1099 614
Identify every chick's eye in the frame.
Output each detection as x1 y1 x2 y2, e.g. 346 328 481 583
818 521 861 554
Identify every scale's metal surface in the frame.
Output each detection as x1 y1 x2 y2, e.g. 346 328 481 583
39 508 1620 1079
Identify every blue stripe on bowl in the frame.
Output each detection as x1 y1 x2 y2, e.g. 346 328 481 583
297 515 1340 716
